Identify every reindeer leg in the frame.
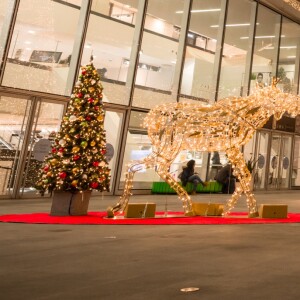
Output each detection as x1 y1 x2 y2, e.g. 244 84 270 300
106 154 157 218
225 147 259 218
156 163 195 216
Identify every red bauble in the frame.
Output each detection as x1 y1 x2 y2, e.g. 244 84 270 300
93 161 99 167
82 70 86 75
88 98 94 103
44 165 49 172
77 93 83 98
73 155 80 161
86 116 91 121
51 148 57 153
90 182 99 189
101 150 106 154
59 172 67 179
94 106 99 110
58 147 64 152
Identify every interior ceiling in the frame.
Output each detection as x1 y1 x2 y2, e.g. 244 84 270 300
260 0 300 23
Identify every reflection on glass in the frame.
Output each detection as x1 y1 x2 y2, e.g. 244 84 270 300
292 136 300 187
2 0 82 95
251 5 280 93
119 111 158 189
180 0 221 102
81 1 137 105
0 0 10 62
218 0 254 99
0 96 30 196
277 18 300 94
280 135 292 189
132 0 184 109
92 0 138 25
21 101 65 194
254 131 268 190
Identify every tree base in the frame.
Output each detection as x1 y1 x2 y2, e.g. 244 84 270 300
50 190 91 216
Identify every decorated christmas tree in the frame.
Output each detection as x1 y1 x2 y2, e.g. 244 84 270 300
36 59 111 196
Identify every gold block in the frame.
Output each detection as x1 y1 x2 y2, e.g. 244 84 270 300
259 204 288 219
192 202 224 216
124 203 156 218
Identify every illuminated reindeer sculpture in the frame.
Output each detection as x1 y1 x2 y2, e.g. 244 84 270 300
108 83 300 218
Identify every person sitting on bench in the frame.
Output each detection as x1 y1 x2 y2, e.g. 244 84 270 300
179 159 206 195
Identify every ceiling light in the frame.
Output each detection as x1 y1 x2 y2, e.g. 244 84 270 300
28 30 36 34
176 8 221 14
240 35 285 39
211 22 259 28
287 56 296 58
280 46 297 49
211 23 250 28
24 41 31 44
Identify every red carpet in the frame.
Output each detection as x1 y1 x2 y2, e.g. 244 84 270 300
1 211 300 225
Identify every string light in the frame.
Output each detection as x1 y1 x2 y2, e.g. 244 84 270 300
283 0 300 11
107 81 300 218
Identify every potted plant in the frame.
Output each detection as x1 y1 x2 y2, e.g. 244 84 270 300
35 59 111 216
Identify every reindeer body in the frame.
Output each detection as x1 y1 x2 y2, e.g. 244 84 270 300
107 85 300 218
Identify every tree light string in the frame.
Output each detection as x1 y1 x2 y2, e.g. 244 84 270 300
107 82 300 218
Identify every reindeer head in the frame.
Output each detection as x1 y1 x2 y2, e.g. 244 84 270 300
258 83 300 121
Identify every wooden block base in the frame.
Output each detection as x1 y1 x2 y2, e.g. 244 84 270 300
124 203 156 218
192 202 224 216
258 204 288 219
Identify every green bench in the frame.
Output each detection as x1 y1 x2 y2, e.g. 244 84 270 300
151 181 223 194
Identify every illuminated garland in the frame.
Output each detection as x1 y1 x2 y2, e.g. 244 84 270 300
107 82 300 218
283 0 300 11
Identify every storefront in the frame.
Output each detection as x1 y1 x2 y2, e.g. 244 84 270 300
0 0 299 198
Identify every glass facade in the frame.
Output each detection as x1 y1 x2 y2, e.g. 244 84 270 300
0 0 300 198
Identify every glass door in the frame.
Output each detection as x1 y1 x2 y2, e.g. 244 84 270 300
254 131 269 190
292 136 300 187
19 100 66 197
268 133 292 190
0 94 32 198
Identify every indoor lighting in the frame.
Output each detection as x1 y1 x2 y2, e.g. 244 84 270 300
28 30 36 34
211 23 250 28
287 56 296 58
283 0 300 11
176 8 221 14
211 22 259 28
240 35 286 39
280 46 297 49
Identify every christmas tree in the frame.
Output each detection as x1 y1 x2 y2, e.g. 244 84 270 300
35 59 111 195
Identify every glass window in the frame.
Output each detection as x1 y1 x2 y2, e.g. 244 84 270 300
119 111 158 190
277 18 300 94
251 5 281 93
180 0 222 102
0 0 11 63
218 0 255 99
132 0 185 109
81 0 138 105
292 136 300 187
0 95 31 197
92 0 138 25
21 101 65 195
2 0 83 95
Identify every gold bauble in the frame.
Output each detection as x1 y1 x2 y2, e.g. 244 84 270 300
97 115 104 121
50 159 58 166
88 87 95 93
46 172 53 177
90 140 96 146
71 180 78 186
72 146 80 153
72 168 79 173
